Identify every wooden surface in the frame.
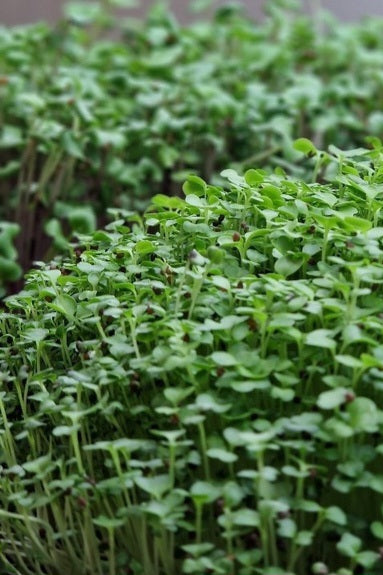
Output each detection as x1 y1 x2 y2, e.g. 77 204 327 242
0 0 382 26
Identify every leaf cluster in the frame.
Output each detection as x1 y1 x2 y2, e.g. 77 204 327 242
2 144 383 574
1 1 383 279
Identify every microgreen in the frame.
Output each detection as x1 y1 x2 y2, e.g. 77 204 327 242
0 222 22 296
2 143 383 574
2 0 383 573
2 1 383 282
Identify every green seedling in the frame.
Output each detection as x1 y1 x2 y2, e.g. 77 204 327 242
2 145 383 573
1 0 383 281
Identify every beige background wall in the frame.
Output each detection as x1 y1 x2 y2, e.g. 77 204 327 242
0 0 382 26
